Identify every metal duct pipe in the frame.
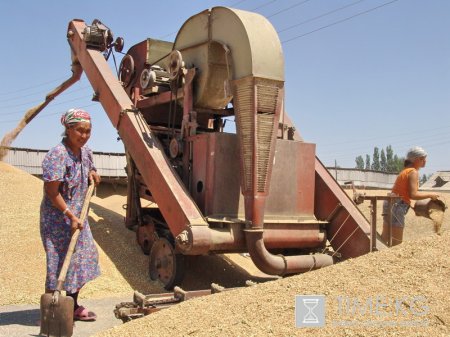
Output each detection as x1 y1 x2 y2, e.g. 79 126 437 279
263 223 326 249
176 223 333 275
176 223 326 254
245 229 334 276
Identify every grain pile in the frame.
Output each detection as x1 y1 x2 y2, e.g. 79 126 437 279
96 231 449 337
1 162 448 336
0 161 162 306
0 162 256 307
0 161 46 305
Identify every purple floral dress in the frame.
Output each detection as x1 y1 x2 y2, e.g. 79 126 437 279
40 141 100 293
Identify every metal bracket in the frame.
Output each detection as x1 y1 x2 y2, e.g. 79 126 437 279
116 107 139 130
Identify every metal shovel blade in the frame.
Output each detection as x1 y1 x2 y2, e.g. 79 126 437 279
40 292 74 337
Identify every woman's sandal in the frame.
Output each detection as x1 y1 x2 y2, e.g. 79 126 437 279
74 305 97 321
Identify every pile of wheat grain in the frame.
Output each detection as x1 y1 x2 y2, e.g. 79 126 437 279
1 161 448 336
0 161 162 306
96 230 449 337
0 161 268 307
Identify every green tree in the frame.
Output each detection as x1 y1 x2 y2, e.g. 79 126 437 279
365 154 371 170
386 145 395 172
380 148 387 172
393 154 404 172
356 145 404 173
355 155 364 169
371 147 380 171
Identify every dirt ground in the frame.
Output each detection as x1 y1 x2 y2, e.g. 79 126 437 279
0 161 448 337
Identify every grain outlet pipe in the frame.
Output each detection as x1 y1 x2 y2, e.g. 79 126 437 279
177 225 333 275
176 223 327 256
244 229 334 276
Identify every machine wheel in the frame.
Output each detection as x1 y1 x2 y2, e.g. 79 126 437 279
149 237 185 290
136 224 154 255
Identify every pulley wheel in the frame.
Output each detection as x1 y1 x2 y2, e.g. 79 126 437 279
168 50 183 80
119 54 135 87
169 137 182 159
114 37 124 53
149 237 185 290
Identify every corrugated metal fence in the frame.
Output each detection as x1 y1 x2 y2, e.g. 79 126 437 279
3 147 399 188
3 147 126 178
327 168 397 189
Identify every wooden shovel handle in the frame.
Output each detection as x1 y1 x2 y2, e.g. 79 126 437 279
56 183 95 291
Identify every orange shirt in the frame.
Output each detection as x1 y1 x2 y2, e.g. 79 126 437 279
392 167 417 205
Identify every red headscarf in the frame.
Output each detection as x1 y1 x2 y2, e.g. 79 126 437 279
61 108 91 126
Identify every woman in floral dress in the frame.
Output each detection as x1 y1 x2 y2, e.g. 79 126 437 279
40 108 101 321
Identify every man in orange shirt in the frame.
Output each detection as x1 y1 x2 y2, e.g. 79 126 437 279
381 146 439 246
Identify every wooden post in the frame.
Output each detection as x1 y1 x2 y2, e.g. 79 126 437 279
370 199 377 251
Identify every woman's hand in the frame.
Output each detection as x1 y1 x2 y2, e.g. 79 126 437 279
69 214 84 235
89 170 101 187
429 193 440 200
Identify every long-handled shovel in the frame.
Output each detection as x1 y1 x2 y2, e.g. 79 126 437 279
40 183 95 337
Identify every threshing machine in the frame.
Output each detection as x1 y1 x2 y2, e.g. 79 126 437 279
60 7 373 289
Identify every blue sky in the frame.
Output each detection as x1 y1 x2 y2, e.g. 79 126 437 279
1 0 449 175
